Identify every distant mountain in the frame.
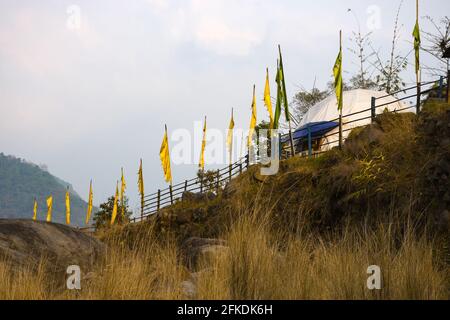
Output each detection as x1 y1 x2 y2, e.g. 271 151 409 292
0 153 93 226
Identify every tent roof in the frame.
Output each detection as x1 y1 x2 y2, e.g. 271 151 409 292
281 121 338 143
297 89 409 129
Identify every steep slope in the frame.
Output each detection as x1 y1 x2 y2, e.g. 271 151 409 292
0 153 90 226
107 100 450 245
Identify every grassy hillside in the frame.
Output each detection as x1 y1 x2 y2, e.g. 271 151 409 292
0 153 90 226
109 100 450 244
1 100 448 300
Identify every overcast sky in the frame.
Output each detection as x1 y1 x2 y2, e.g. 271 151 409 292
0 0 448 214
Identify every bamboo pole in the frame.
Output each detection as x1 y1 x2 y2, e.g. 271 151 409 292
338 30 343 149
157 189 161 212
416 0 421 113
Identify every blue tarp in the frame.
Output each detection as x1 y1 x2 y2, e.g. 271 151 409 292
281 121 339 143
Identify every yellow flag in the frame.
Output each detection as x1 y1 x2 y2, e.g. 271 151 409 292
199 116 207 171
120 168 126 216
412 21 421 75
138 159 144 197
264 69 274 129
86 180 93 225
160 125 173 184
111 182 119 225
33 199 38 221
46 196 53 222
65 189 71 225
226 109 235 163
248 85 257 147
333 32 343 111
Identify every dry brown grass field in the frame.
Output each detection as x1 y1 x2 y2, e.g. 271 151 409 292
0 209 448 300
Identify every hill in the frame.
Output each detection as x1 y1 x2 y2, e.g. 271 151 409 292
0 100 448 299
92 99 449 299
0 153 92 226
112 99 450 243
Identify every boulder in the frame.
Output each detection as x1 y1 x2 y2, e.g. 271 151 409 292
0 219 105 273
180 237 228 269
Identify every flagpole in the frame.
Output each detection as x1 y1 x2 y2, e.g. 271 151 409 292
415 0 421 113
287 117 295 156
338 30 343 150
140 158 143 221
240 131 244 159
278 45 296 157
229 108 233 165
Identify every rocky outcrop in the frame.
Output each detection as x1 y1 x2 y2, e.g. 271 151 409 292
180 237 228 269
180 237 229 298
0 219 105 273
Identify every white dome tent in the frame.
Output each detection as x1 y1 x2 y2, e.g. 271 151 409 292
295 89 411 153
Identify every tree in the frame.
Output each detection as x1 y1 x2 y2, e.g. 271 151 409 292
421 16 450 75
347 9 377 89
370 0 408 94
197 169 222 194
292 85 329 125
93 195 132 229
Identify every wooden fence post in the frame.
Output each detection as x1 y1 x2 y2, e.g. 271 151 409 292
417 82 421 114
200 175 203 194
338 113 343 149
216 169 220 193
229 164 232 181
307 126 312 158
438 76 443 99
245 153 249 168
169 185 173 205
239 163 242 174
184 180 188 192
371 96 376 122
157 189 161 212
447 71 450 104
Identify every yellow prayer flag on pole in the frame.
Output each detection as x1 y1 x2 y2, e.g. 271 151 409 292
413 0 421 112
46 195 53 222
199 116 207 171
86 180 93 225
333 31 343 112
65 188 71 225
138 160 144 196
160 125 173 184
248 85 257 147
412 1 421 76
120 168 126 217
264 68 274 129
138 159 144 219
33 199 38 221
111 182 119 225
227 108 235 164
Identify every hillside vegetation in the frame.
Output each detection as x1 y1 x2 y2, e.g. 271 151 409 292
111 100 450 243
1 100 449 299
0 154 91 226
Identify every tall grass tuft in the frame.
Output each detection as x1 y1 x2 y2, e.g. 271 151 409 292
195 210 448 300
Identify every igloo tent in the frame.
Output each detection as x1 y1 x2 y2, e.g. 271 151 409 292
291 89 411 153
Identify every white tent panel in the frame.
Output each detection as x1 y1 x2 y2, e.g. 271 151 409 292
298 89 411 151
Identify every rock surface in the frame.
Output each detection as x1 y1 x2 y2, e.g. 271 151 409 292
180 237 228 269
0 219 105 272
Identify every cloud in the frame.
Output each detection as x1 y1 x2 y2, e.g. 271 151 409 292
147 0 267 56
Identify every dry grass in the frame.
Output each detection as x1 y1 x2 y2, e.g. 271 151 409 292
0 226 187 300
195 211 449 300
0 260 50 300
0 211 448 300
